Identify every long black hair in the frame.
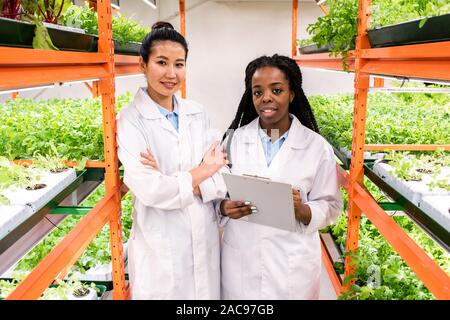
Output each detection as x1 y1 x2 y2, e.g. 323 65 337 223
226 54 319 134
140 21 189 63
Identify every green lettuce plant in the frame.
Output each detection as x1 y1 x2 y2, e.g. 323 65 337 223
371 0 450 29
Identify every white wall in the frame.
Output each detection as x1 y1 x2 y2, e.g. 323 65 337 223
1 1 355 132
162 0 355 132
0 0 156 103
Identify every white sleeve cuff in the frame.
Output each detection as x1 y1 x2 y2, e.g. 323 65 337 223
198 173 227 203
300 202 326 234
214 198 230 227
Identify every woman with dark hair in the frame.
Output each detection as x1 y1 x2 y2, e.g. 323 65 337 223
116 22 227 299
219 54 342 299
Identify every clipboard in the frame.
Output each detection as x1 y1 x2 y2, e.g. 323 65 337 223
222 173 298 232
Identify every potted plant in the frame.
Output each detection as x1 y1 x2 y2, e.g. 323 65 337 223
368 0 450 47
61 3 150 56
302 0 358 69
0 0 98 51
0 0 21 19
297 38 334 55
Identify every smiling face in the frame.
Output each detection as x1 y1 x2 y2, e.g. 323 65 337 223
140 40 186 108
251 66 294 132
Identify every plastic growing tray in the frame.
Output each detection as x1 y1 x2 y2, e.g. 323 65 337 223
372 161 450 206
0 281 106 300
418 196 450 233
114 41 141 55
65 242 128 282
1 169 77 213
0 17 98 51
0 205 32 240
298 43 333 54
368 13 450 48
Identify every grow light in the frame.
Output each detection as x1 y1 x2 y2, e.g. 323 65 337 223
57 78 100 87
0 85 54 95
373 74 450 86
115 74 145 80
370 87 450 93
111 0 120 10
143 0 157 9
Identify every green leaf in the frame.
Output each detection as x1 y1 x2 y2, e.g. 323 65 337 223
21 0 38 15
419 17 428 28
32 18 59 51
350 284 361 292
75 158 87 171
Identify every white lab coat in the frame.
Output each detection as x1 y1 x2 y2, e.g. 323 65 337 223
116 88 227 299
220 116 342 300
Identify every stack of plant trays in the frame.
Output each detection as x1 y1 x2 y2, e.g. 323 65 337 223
0 169 77 241
368 13 450 48
371 158 450 248
0 17 98 51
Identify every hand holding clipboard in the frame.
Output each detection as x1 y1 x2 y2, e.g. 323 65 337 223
221 173 302 232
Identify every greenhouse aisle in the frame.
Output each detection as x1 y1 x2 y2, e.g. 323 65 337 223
319 262 337 300
102 262 337 300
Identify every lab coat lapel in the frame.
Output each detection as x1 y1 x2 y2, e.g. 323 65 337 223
177 96 192 136
134 88 179 136
267 116 309 178
242 119 270 176
175 96 202 142
177 95 203 136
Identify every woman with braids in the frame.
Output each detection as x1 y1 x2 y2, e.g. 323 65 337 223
219 54 342 299
117 22 228 299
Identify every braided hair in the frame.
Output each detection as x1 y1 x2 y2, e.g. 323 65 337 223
226 54 319 135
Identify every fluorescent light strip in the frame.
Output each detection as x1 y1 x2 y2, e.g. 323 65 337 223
370 87 450 93
143 0 157 9
115 74 145 80
300 69 450 86
0 85 54 95
300 67 352 75
370 74 450 86
58 78 100 87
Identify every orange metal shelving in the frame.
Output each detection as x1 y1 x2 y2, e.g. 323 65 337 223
2 0 130 300
179 0 187 98
292 0 450 299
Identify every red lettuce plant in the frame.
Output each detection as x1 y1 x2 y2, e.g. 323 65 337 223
0 0 22 19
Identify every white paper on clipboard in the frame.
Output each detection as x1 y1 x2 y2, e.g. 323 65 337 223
222 173 299 232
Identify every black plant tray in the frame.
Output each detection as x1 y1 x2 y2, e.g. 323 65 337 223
114 41 141 56
368 13 450 48
298 43 333 54
0 17 98 52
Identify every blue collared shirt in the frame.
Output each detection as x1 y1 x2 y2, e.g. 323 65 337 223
258 127 289 166
156 98 179 132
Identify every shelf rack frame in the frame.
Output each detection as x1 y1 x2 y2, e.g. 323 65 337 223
292 0 450 299
1 0 141 300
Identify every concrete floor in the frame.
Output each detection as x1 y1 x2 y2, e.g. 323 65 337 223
103 263 338 300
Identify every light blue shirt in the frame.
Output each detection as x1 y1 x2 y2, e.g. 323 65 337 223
258 127 289 166
156 98 179 132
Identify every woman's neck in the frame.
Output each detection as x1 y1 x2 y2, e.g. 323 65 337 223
147 87 173 111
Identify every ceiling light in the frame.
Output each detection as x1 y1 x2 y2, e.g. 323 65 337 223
111 0 120 10
115 74 145 80
57 78 100 87
143 0 157 9
0 85 55 95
